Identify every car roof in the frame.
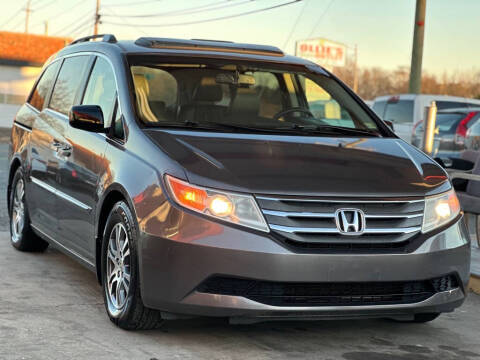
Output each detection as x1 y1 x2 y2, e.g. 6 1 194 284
373 94 480 103
54 34 325 70
438 107 480 113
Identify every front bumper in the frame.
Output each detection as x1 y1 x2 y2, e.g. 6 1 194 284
138 211 471 320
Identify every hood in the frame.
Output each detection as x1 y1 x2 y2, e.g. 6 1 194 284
144 129 450 197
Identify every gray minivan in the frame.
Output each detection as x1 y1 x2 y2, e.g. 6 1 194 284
8 35 470 330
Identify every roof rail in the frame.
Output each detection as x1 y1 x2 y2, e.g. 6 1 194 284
134 37 284 57
69 34 117 46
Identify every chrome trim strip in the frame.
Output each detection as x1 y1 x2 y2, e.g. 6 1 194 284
262 209 423 219
269 224 421 235
25 102 40 114
256 196 424 204
31 224 95 267
30 177 91 211
13 121 32 132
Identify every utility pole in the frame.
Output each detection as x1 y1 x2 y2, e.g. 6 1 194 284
353 44 358 93
44 21 48 36
24 0 31 34
94 0 100 35
408 0 427 94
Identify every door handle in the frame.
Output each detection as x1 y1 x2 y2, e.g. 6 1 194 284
59 144 72 157
51 141 62 150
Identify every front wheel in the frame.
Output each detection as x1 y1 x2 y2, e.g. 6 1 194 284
9 167 48 252
101 201 163 330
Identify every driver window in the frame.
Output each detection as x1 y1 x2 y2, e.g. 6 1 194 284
298 75 354 128
82 57 117 128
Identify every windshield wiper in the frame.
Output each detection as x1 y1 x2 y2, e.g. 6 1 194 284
276 124 381 137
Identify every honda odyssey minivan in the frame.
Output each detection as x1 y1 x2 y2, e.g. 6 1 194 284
8 35 470 330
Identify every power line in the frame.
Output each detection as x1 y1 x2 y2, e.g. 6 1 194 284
103 0 252 18
71 19 95 38
33 0 56 11
102 7 148 35
30 0 84 29
69 17 94 36
307 0 334 38
53 9 94 36
0 8 23 28
102 0 163 7
282 0 308 49
102 0 301 28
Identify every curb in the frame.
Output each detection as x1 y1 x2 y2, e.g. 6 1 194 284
469 274 480 295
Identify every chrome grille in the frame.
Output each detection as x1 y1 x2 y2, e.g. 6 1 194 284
256 196 425 245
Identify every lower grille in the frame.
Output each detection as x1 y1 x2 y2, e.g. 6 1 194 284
197 275 458 307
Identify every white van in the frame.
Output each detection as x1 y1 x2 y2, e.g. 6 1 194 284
372 94 480 142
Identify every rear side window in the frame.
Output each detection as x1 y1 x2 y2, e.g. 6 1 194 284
372 100 386 118
384 100 414 124
436 101 472 110
28 61 60 111
82 57 117 127
49 56 89 115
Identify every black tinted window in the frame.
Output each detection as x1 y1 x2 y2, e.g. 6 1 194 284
436 101 471 110
28 61 60 111
82 57 117 127
384 100 414 124
49 56 89 115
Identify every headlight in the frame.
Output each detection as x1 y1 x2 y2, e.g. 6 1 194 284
165 175 269 232
422 189 461 233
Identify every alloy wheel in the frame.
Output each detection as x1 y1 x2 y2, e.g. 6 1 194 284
105 223 131 315
11 179 25 243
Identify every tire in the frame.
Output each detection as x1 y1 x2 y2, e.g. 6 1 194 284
476 215 480 248
101 201 163 330
9 167 49 252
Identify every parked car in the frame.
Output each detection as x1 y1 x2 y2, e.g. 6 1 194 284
411 108 480 158
465 118 480 151
372 94 480 142
8 35 470 330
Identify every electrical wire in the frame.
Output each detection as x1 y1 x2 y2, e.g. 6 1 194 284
33 0 56 11
103 0 253 18
103 7 149 36
30 0 85 30
68 17 94 37
0 8 23 28
102 0 301 28
102 0 163 7
53 9 94 36
282 0 307 49
71 19 94 38
307 0 334 38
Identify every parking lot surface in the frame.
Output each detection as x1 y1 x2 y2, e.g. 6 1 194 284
1 135 480 360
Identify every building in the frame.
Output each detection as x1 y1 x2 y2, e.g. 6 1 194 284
0 31 70 126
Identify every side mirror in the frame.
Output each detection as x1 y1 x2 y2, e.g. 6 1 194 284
69 105 105 133
384 120 394 131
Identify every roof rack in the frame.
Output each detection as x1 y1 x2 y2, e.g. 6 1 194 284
134 37 284 57
69 34 117 46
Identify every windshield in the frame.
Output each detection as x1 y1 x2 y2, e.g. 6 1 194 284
129 58 383 136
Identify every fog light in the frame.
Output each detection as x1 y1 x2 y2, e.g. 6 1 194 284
209 195 233 217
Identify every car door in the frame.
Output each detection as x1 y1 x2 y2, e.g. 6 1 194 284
38 55 92 253
28 60 62 238
55 55 116 260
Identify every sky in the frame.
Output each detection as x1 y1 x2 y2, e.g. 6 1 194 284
0 0 478 76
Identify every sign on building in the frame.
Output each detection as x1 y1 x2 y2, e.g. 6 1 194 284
295 38 346 68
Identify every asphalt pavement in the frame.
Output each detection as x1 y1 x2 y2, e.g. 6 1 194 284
1 132 480 359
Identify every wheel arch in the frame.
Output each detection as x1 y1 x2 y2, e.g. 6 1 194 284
95 183 137 284
7 157 23 211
